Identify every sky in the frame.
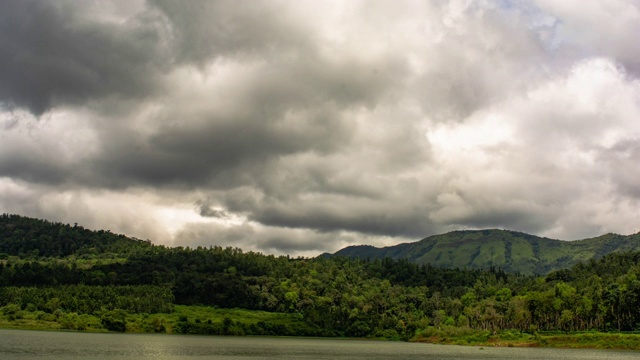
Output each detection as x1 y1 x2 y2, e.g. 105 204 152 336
1 0 640 257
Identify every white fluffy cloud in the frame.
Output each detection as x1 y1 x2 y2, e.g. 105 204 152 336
427 57 640 239
1 0 640 255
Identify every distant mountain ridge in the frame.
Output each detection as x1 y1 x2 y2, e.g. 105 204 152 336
4 213 640 276
332 229 640 274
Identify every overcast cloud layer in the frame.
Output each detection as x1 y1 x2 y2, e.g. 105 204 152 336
2 0 640 256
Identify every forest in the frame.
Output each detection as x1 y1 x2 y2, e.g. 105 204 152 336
2 214 640 346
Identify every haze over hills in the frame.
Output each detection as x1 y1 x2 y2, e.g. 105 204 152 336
332 229 640 274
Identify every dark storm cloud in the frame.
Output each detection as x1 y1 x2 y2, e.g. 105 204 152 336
213 162 442 238
173 221 368 255
1 0 404 192
442 203 556 236
89 91 354 189
149 0 310 65
251 207 435 238
84 40 404 189
0 0 169 115
196 200 231 219
0 154 67 185
258 229 347 254
2 0 640 256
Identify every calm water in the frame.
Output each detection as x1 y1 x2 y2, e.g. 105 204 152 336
0 329 638 360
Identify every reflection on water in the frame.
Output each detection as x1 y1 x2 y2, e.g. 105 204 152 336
0 329 638 360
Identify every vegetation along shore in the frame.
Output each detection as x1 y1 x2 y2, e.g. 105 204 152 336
2 214 640 350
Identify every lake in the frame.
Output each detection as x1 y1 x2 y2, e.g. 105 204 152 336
0 329 638 359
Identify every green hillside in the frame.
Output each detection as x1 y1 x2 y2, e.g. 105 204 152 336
6 213 640 345
334 229 640 274
5 212 639 276
0 214 151 259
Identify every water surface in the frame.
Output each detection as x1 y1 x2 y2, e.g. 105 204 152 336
0 329 637 359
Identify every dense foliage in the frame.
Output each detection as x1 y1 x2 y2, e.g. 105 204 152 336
0 214 151 258
2 214 640 339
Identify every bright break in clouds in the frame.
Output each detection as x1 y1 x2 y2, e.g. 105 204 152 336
1 0 640 256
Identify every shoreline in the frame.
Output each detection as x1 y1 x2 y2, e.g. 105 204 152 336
411 330 640 351
2 320 640 352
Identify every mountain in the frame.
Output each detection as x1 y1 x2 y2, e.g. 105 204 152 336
8 213 640 337
0 213 151 258
332 229 640 274
5 213 640 275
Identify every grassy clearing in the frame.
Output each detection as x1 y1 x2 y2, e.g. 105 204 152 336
540 332 640 350
0 304 318 336
125 305 312 335
413 326 536 347
411 326 640 350
0 310 105 332
4 305 640 350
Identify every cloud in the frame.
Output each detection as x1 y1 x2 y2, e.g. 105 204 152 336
173 220 406 257
534 0 640 75
149 0 311 66
0 178 176 244
1 0 640 256
197 199 232 219
0 109 100 185
426 57 640 239
0 0 169 115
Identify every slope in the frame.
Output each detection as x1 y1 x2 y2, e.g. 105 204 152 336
333 229 640 274
0 213 151 258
